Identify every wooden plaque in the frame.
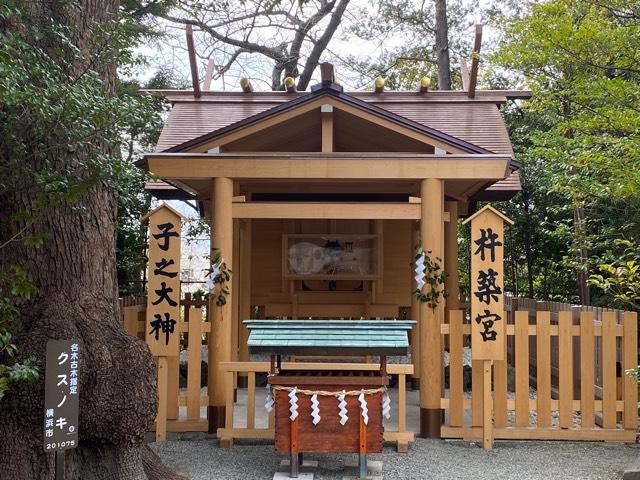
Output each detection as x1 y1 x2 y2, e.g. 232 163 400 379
463 205 513 361
144 204 182 357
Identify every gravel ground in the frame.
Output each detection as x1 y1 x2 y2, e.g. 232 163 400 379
151 438 640 480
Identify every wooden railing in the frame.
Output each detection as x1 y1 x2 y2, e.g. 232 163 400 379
120 297 414 447
441 309 638 442
217 361 414 452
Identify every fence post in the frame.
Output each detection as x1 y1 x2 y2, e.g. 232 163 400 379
571 305 581 400
508 297 519 366
156 356 168 442
558 311 574 429
623 312 638 432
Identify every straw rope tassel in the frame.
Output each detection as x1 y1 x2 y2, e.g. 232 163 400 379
288 387 299 421
338 391 348 425
264 386 274 413
382 390 391 419
311 393 321 425
358 389 369 425
415 252 426 289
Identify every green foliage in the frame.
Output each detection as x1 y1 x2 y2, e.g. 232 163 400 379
489 0 640 306
116 68 182 296
0 0 166 398
208 249 232 307
348 0 479 89
413 246 448 309
0 268 39 401
589 241 640 310
0 2 163 223
626 366 640 384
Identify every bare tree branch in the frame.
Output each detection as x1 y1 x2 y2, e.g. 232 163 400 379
157 1 350 91
214 48 249 79
297 0 350 90
209 9 304 29
276 0 336 89
157 12 286 62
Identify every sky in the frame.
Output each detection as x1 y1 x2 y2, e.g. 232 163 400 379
131 0 504 92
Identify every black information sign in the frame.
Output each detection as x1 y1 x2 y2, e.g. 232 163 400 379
43 340 80 452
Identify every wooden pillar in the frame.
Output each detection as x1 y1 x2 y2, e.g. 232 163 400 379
419 178 444 438
238 219 252 388
231 216 240 396
208 177 234 433
444 201 460 315
410 225 421 389
232 218 240 359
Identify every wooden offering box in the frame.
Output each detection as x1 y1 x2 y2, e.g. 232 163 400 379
270 369 387 454
244 319 414 478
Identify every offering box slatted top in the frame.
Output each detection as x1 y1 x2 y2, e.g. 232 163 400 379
244 319 415 356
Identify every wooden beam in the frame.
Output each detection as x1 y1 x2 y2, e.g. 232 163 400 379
185 24 201 99
468 24 483 99
203 59 215 91
236 202 415 220
321 104 333 152
145 153 511 181
145 88 532 102
320 62 335 84
460 58 470 91
241 181 419 195
232 201 450 221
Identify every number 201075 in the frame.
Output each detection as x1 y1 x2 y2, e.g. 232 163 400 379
45 440 76 450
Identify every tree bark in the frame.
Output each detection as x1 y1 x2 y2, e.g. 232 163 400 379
522 188 535 298
295 0 350 91
574 203 591 305
0 2 182 479
434 0 452 90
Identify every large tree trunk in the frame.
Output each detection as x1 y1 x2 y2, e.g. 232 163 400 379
434 0 452 90
0 2 182 479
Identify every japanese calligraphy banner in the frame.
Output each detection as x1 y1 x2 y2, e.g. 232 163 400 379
464 205 513 361
43 340 80 452
145 204 182 356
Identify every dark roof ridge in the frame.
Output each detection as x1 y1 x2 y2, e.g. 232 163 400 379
141 88 531 98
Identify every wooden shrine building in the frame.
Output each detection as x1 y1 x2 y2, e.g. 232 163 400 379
138 62 531 438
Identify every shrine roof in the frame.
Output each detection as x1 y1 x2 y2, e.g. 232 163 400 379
244 319 415 356
143 87 528 157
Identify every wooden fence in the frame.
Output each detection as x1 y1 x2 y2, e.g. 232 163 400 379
441 308 638 442
120 294 210 440
504 296 630 401
119 296 414 449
